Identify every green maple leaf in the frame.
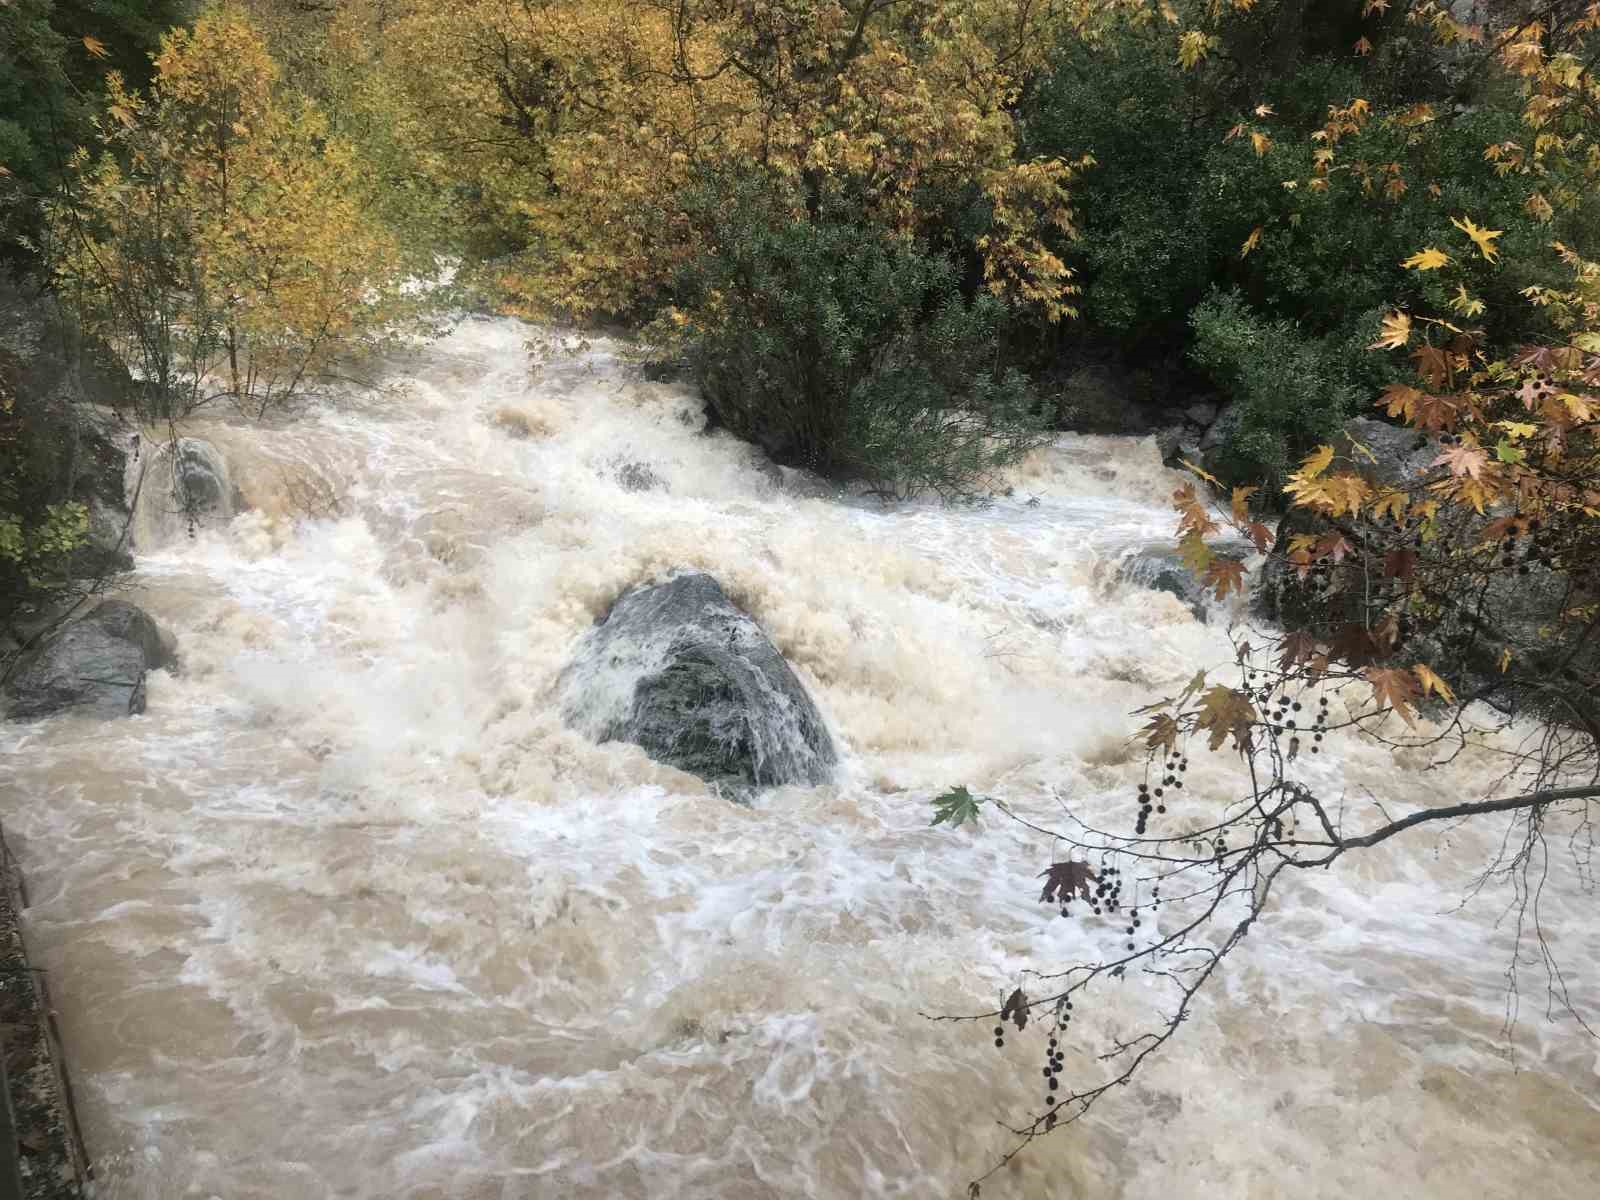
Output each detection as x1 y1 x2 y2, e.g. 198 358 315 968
930 785 985 828
1494 438 1526 465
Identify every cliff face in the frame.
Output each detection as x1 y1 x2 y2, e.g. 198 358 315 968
1 278 137 634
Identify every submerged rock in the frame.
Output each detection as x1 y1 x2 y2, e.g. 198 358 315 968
1119 539 1256 620
3 600 174 720
560 572 835 790
130 436 237 548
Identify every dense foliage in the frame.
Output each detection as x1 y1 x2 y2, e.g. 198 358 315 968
43 7 419 421
0 0 193 258
1019 0 1600 480
1 3 191 631
670 181 1046 495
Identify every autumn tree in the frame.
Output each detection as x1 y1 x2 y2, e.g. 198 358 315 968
363 1 1116 491
44 4 414 421
383 0 1090 317
934 3 1600 1191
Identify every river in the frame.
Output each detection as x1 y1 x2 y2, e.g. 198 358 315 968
2 316 1596 1198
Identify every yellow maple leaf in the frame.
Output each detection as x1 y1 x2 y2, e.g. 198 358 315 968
1178 30 1212 69
1240 226 1263 258
1371 489 1410 523
1230 486 1258 523
1451 214 1504 263
1321 472 1371 516
1453 476 1496 514
1564 393 1597 421
1250 130 1272 157
1365 667 1420 728
1299 444 1335 479
1413 663 1455 703
1525 191 1554 222
1379 383 1422 421
1448 285 1486 317
82 35 109 60
1402 247 1451 271
1354 36 1373 56
1370 310 1412 350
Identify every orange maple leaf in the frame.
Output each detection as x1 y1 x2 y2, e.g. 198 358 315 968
1203 557 1247 599
1431 442 1490 479
1365 667 1420 728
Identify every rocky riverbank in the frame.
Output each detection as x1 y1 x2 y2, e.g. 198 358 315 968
0 834 88 1199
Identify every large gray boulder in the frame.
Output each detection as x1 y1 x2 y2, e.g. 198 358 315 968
1197 401 1245 482
1330 416 1437 490
3 600 173 720
559 573 836 790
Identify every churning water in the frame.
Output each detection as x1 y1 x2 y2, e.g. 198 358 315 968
2 318 1596 1198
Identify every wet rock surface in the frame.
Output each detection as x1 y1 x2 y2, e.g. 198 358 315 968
3 600 173 721
561 572 835 790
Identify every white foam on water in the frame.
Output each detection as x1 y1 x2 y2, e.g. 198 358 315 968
1 317 1595 1198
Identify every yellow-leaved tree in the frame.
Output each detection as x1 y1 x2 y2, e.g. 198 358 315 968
379 0 1099 322
45 4 412 420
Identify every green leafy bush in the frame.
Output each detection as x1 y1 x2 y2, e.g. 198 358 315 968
1188 291 1361 485
669 181 1047 499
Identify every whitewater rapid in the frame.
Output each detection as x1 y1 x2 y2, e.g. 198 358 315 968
2 317 1596 1198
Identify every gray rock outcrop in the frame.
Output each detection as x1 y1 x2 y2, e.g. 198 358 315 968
3 600 174 720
